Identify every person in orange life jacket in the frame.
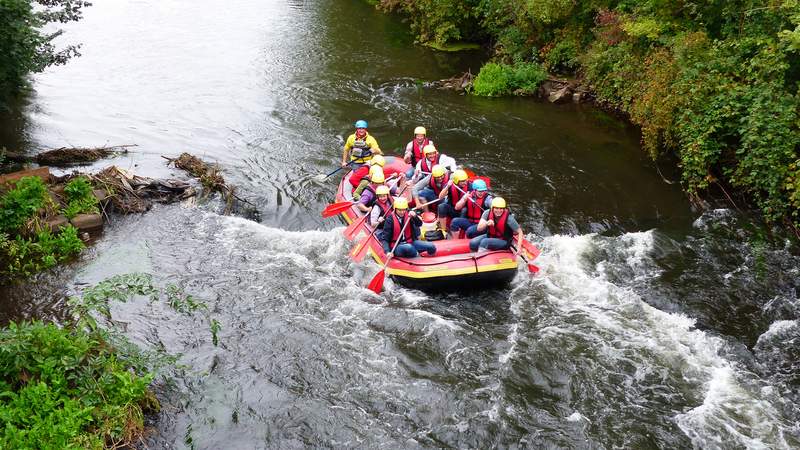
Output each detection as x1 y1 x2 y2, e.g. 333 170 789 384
435 169 470 235
413 144 456 182
380 198 437 258
469 197 523 252
404 126 433 179
348 155 385 192
356 169 399 213
450 178 492 238
369 185 394 228
412 164 449 213
342 119 382 167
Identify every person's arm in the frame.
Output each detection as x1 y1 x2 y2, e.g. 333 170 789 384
404 142 413 162
367 136 382 155
438 180 452 200
342 135 354 166
413 175 430 204
353 180 369 200
476 211 491 232
357 192 373 212
507 215 523 250
455 192 469 210
369 205 381 225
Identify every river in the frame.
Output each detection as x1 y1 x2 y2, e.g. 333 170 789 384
1 0 799 448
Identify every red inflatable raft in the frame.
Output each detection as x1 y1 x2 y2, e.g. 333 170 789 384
334 156 540 291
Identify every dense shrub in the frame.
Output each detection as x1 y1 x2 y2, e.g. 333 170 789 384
0 176 48 233
473 62 547 96
378 0 800 227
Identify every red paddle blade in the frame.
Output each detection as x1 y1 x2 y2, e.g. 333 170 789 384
521 240 540 259
367 269 386 293
350 237 370 262
527 263 540 274
322 201 354 218
343 215 368 241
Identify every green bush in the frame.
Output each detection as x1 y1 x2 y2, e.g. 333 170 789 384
0 321 154 449
0 176 49 234
473 62 547 96
1 226 84 277
62 176 98 219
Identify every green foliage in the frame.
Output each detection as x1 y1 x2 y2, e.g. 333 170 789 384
0 0 91 98
0 321 153 448
382 0 800 226
1 226 84 278
0 176 48 234
62 176 98 219
472 62 547 96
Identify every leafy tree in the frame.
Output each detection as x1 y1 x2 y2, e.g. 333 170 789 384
0 0 91 99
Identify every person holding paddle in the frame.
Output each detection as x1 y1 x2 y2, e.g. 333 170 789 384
369 185 394 228
435 169 470 236
469 197 523 252
347 155 385 192
342 119 382 167
404 126 433 179
413 144 456 182
380 198 436 258
450 178 493 238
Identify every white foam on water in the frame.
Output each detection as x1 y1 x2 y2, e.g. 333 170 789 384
522 232 795 449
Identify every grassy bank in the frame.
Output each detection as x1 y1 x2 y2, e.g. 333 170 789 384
0 273 221 448
376 0 800 229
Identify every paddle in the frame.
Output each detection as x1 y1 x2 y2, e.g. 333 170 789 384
367 211 414 294
321 200 356 218
511 242 540 274
316 160 355 181
351 197 441 262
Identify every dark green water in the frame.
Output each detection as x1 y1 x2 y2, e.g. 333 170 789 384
1 1 798 448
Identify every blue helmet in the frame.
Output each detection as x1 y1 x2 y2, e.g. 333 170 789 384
354 120 368 129
472 179 488 192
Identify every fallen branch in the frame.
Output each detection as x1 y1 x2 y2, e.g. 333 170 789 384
36 144 137 166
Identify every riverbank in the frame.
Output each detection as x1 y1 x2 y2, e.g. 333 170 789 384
376 1 800 232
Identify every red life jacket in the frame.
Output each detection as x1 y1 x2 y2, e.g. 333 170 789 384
349 166 370 190
488 209 512 240
375 196 393 217
428 172 449 195
420 154 440 174
390 213 414 247
466 192 485 223
411 138 429 165
448 182 465 207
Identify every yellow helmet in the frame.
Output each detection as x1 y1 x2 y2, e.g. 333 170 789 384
370 155 385 167
376 185 390 196
414 126 426 136
394 197 409 209
452 169 468 183
370 170 385 184
431 165 446 178
422 144 437 155
491 197 507 209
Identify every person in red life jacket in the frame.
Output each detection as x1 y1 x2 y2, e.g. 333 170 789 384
469 197 523 252
356 169 400 213
435 169 469 235
369 185 394 228
412 164 449 213
380 198 437 258
348 155 385 193
404 126 433 179
342 119 382 167
450 178 492 238
413 144 457 182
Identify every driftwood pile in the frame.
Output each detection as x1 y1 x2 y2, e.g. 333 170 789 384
3 145 135 167
163 152 255 216
85 166 195 214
